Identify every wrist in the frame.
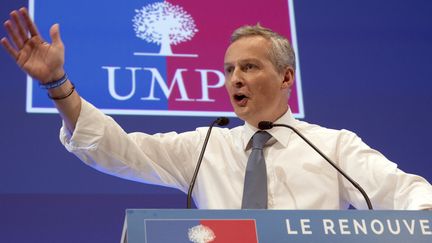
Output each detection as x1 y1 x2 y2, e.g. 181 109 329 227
39 69 65 84
51 68 65 82
40 72 68 89
47 80 75 100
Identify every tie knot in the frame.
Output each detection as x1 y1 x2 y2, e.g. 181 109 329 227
251 131 272 149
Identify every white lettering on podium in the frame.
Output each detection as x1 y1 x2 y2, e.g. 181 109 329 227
286 219 298 234
420 219 432 235
286 219 313 235
387 219 401 235
323 219 336 235
320 218 432 236
284 218 431 236
403 219 415 235
300 219 313 235
353 219 367 234
370 219 384 235
338 219 351 235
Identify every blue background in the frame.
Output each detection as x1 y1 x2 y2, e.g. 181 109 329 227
0 0 431 242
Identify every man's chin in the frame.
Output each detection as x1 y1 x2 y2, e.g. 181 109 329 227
233 109 246 120
233 108 257 125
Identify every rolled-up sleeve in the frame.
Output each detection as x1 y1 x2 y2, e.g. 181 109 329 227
59 98 202 192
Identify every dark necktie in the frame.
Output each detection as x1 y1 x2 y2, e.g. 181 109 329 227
241 131 272 209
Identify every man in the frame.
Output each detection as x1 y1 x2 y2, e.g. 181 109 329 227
2 8 432 210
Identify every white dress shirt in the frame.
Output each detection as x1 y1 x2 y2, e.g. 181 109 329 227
60 99 432 209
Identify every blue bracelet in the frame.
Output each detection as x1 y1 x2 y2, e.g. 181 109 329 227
39 73 68 89
47 83 75 100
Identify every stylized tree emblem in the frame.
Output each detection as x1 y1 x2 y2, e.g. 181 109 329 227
188 224 216 243
132 2 198 57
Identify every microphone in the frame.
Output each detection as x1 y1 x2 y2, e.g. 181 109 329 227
187 117 230 208
258 121 373 210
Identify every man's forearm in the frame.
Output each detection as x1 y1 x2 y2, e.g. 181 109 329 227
49 79 81 132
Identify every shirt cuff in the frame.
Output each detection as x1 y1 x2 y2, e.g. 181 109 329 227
59 98 107 152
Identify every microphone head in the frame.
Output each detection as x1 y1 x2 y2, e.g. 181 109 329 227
215 117 230 126
258 121 273 130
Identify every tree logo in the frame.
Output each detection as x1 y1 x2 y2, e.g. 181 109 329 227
188 224 216 243
132 2 198 57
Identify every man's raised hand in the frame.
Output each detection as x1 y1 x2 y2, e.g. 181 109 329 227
1 7 65 83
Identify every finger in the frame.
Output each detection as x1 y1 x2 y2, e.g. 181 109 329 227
10 10 29 43
16 39 34 67
0 37 19 60
50 24 63 48
26 36 42 49
19 7 40 37
4 20 23 49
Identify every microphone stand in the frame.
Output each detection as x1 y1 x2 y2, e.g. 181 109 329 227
187 117 229 208
259 121 373 210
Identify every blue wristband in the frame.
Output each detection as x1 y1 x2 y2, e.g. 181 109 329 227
39 73 68 89
47 82 75 100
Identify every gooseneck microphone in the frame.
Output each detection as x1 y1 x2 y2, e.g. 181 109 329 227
258 121 373 210
187 117 230 208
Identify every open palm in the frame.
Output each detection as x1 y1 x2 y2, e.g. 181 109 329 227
1 8 64 83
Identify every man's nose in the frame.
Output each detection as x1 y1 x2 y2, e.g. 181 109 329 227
229 68 244 88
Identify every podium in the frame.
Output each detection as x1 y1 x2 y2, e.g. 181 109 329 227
121 209 432 243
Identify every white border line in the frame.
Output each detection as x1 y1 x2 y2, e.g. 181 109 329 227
26 1 35 113
288 0 305 119
26 106 306 118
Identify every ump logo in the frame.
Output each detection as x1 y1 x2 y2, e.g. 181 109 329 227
27 0 304 118
132 2 198 57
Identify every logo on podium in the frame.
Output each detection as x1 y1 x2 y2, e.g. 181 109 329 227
145 219 258 242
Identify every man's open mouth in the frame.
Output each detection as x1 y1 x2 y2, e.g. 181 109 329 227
234 94 248 101
233 93 249 106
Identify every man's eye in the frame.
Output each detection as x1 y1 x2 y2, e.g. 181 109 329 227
244 64 256 71
225 67 234 74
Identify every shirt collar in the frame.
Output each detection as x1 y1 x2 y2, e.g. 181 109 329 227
241 108 297 150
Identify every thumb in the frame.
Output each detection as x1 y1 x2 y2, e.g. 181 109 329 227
49 23 63 47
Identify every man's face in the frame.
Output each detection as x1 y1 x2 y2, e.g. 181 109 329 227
224 36 293 127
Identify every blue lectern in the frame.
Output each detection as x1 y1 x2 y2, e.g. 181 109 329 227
121 209 432 243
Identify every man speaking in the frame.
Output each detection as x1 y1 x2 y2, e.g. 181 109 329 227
2 7 432 210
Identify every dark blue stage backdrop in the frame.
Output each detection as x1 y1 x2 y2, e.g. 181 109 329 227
1 0 431 242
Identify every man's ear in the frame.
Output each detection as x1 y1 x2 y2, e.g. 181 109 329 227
281 66 295 90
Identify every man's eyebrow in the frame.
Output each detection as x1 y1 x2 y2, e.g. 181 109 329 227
224 58 262 66
240 58 261 63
